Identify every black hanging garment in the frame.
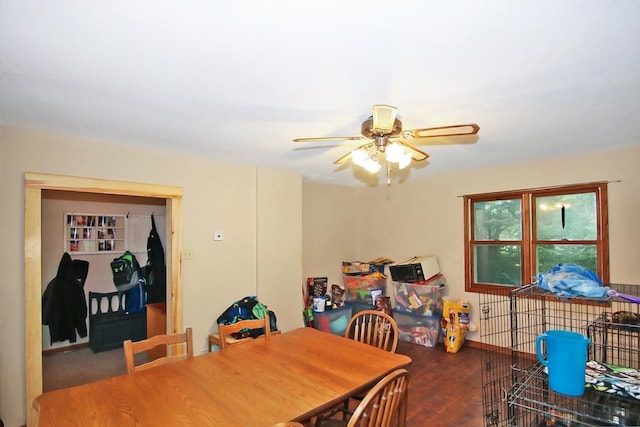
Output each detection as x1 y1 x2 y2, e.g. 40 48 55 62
42 253 89 344
145 214 166 303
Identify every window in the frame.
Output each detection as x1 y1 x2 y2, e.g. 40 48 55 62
464 182 609 293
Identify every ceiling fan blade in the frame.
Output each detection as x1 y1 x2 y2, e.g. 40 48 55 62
401 141 430 162
372 104 397 133
293 135 365 143
333 150 353 165
403 124 480 139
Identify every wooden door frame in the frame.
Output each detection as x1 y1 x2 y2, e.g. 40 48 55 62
24 172 183 426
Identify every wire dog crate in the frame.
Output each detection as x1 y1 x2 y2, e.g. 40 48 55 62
480 283 640 426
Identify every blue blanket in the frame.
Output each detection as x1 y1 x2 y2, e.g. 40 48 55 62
535 263 608 298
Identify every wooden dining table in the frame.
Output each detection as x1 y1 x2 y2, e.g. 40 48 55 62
33 327 412 426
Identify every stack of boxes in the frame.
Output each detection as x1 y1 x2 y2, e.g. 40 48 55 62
309 257 447 343
389 256 446 348
310 260 388 336
308 260 388 336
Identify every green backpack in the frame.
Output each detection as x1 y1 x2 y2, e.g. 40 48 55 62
110 251 143 292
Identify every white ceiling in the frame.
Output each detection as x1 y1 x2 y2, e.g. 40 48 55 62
2 1 640 187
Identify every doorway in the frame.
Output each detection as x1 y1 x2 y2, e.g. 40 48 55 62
24 172 183 426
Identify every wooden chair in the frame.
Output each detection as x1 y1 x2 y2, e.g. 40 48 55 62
317 369 409 427
123 327 193 373
215 313 272 350
317 310 399 425
270 423 305 427
345 310 398 353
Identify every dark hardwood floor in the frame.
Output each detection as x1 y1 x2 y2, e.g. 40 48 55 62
395 340 484 427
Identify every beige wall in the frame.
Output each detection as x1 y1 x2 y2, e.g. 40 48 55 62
301 181 358 286
0 126 303 427
256 168 304 330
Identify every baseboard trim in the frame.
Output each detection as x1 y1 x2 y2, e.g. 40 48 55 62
464 339 481 349
42 342 89 356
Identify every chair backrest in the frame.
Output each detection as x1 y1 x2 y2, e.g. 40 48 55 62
218 313 271 350
345 310 399 353
123 327 193 373
348 368 409 427
270 423 304 427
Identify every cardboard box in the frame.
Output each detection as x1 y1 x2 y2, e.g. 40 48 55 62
342 261 385 275
342 262 370 275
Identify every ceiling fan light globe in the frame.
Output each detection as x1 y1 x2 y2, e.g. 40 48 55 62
398 152 412 169
352 148 369 166
385 142 405 163
363 158 381 173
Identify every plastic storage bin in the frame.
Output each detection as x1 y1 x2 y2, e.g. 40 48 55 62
343 274 386 303
393 280 446 316
345 301 374 315
312 305 353 335
393 310 442 348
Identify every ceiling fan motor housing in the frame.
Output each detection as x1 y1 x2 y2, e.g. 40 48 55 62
361 116 403 138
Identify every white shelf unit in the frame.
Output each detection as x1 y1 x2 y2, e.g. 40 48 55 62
64 213 128 254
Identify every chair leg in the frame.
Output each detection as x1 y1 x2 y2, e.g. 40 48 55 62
340 399 351 421
314 399 353 426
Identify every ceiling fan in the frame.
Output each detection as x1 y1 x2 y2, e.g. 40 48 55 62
293 105 479 181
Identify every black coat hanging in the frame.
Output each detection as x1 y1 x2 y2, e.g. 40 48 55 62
42 253 89 344
145 214 166 303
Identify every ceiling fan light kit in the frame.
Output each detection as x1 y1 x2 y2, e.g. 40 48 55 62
351 140 411 175
293 104 479 183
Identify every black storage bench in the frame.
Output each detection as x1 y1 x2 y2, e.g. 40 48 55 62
89 291 147 353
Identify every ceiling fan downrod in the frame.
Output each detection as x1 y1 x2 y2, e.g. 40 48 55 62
375 136 388 152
